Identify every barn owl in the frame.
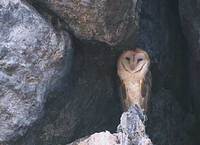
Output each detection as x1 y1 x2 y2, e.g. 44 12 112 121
117 49 151 112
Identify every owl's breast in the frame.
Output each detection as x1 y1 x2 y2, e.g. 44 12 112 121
124 81 142 106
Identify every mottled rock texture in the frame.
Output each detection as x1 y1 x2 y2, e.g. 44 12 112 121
179 0 200 118
117 106 152 145
27 0 139 45
68 106 152 145
0 0 72 142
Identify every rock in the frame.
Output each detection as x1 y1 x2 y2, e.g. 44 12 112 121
67 106 152 145
0 0 72 142
179 0 200 117
68 131 120 145
27 0 139 46
117 105 152 145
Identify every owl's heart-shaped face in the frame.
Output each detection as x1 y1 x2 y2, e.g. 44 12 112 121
120 49 150 74
117 48 151 112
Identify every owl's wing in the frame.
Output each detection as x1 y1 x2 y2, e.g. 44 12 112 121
141 71 152 112
119 81 128 111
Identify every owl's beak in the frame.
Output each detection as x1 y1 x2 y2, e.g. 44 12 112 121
132 61 148 73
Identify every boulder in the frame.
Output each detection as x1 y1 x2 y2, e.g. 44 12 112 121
27 0 139 45
0 0 73 142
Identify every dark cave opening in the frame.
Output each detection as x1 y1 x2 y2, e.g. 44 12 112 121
69 39 123 141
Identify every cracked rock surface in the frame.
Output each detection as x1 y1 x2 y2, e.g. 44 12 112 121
0 0 72 142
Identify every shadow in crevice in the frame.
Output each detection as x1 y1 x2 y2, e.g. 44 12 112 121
69 39 123 142
137 0 195 145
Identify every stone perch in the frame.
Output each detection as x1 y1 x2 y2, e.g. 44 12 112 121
68 105 152 145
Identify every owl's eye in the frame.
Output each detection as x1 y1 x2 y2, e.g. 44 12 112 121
125 57 130 61
137 58 143 63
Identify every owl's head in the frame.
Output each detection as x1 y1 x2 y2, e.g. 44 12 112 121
118 49 150 79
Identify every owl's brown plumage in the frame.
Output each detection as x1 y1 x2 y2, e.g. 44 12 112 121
117 49 151 112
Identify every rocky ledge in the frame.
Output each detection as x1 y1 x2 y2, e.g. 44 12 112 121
68 106 152 145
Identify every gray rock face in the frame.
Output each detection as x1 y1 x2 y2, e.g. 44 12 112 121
117 106 152 145
0 0 72 142
28 0 139 45
179 0 200 117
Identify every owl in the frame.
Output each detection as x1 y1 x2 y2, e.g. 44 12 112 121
117 49 151 112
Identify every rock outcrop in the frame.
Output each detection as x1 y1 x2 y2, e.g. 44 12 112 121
27 0 140 45
0 0 73 142
68 106 152 145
